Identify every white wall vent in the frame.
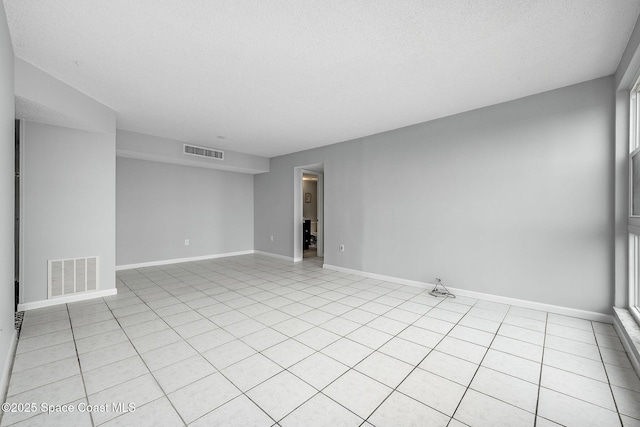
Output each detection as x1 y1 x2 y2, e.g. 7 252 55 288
48 256 99 299
183 144 224 160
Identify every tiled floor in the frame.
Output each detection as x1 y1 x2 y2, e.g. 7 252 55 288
2 254 640 426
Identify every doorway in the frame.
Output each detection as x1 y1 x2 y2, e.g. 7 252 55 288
14 119 20 312
293 165 324 261
303 174 319 258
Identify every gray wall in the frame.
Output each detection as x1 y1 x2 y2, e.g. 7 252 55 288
0 1 14 393
255 76 615 314
22 122 116 303
116 157 254 266
117 129 269 175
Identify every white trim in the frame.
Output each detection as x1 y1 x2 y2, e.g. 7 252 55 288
18 288 117 312
0 330 17 406
115 250 255 271
323 264 613 323
253 250 298 263
613 307 640 376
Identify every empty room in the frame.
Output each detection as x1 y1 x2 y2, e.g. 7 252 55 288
1 1 640 426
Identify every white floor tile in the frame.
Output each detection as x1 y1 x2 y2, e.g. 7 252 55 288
262 339 315 368
222 353 283 391
224 318 267 337
544 335 601 361
354 351 414 388
16 330 74 354
368 391 450 427
271 318 314 337
241 327 289 351
83 355 148 395
537 387 620 427
436 336 487 364
541 365 616 410
397 326 444 348
72 319 121 340
323 369 392 419
546 323 597 345
498 323 545 346
490 335 542 362
595 333 625 351
605 364 640 392
153 354 216 393
455 389 535 427
202 339 256 370
543 348 608 382
288 352 349 390
12 341 76 373
7 357 80 396
89 374 164 425
449 324 494 347
130 328 183 353
1 376 85 425
298 308 336 325
5 398 92 427
380 308 421 324
345 326 393 350
502 313 546 333
246 371 317 421
366 317 407 335
378 337 431 365
622 415 640 427
612 385 640 420
280 393 362 427
190 395 273 427
457 315 501 334
186 328 236 353
168 373 241 424
412 316 455 335
419 350 479 386
470 366 538 413
547 313 593 331
466 307 506 323
481 349 541 384
141 342 196 373
321 338 373 367
398 368 466 416
600 347 634 370
101 397 184 427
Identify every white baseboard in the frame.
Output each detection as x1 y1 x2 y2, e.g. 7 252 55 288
254 251 298 262
18 288 118 312
323 264 613 324
0 330 17 406
116 250 255 271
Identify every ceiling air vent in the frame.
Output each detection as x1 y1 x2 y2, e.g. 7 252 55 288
184 144 224 160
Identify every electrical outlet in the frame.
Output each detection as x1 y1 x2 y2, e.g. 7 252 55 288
339 244 344 252
270 235 274 242
184 239 190 246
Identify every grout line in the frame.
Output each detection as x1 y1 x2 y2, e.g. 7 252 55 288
592 320 625 427
66 304 95 427
532 309 549 427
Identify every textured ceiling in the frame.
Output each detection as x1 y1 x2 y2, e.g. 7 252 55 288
4 1 640 157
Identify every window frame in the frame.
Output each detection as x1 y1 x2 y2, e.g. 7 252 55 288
629 81 640 324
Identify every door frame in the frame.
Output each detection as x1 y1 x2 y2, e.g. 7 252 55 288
293 164 324 261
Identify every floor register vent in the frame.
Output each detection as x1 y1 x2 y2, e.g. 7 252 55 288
48 256 99 298
183 144 224 160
